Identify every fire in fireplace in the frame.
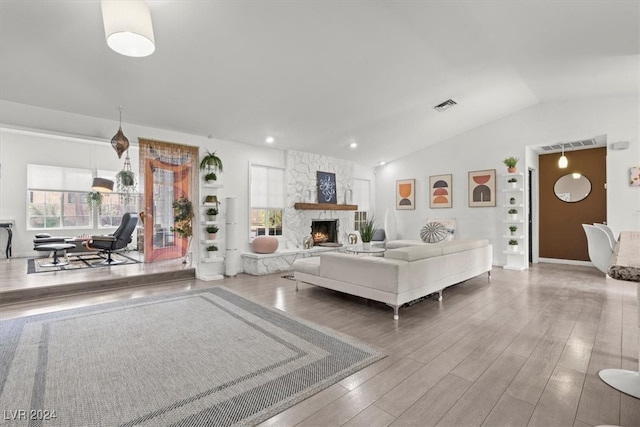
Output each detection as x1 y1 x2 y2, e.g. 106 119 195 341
310 219 339 245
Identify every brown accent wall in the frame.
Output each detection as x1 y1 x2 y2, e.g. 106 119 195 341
539 147 606 261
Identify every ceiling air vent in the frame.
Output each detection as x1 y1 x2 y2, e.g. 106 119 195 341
434 99 457 112
539 139 596 152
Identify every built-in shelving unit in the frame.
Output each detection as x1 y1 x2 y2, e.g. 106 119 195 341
198 181 224 280
502 172 528 270
294 203 358 210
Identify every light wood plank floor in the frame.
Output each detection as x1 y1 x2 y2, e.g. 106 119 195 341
1 261 638 426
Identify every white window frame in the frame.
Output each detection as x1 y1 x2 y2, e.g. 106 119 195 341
249 163 285 240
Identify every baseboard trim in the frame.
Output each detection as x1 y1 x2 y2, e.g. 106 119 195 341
539 257 593 267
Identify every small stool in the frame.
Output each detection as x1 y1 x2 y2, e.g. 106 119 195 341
35 243 76 267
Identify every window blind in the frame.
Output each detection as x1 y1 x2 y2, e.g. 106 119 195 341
250 164 284 208
27 164 93 192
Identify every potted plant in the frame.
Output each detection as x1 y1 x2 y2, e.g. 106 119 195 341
116 169 136 203
200 150 223 182
508 208 518 220
206 225 219 240
171 196 194 263
206 244 218 258
509 225 518 236
508 177 518 189
87 191 103 213
206 206 219 221
508 239 519 252
509 197 516 205
359 216 377 249
503 156 519 173
204 172 217 183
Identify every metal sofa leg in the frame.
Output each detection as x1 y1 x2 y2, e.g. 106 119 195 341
438 290 443 301
488 271 491 282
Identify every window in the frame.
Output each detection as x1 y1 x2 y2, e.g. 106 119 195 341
27 165 93 230
352 178 370 231
250 164 284 237
27 164 139 230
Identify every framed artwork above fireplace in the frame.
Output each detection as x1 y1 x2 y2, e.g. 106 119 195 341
317 171 337 204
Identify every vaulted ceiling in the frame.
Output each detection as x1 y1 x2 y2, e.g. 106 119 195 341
1 1 638 166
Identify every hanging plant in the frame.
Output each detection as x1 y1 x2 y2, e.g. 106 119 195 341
199 150 223 175
87 191 103 213
171 196 194 239
117 151 136 204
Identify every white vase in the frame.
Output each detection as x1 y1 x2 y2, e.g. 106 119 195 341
510 214 518 220
510 182 517 189
208 251 218 258
511 245 518 252
362 242 370 250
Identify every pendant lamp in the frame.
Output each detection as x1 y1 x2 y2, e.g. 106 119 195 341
101 0 155 57
92 177 114 193
111 106 130 159
558 144 568 169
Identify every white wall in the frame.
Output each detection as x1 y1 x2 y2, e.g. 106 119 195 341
0 101 285 261
374 94 640 266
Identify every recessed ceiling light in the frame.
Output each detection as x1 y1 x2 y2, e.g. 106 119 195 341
379 161 386 166
265 136 275 144
349 142 358 149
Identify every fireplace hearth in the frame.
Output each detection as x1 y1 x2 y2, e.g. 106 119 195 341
310 219 339 246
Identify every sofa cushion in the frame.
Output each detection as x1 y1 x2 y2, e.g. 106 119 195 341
292 257 321 275
319 252 409 293
385 245 444 261
420 222 449 243
439 239 489 255
386 240 427 249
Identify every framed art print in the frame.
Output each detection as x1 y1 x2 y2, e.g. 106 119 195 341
396 179 415 210
468 169 496 207
429 174 452 208
316 171 337 203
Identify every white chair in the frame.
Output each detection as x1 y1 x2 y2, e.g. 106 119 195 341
593 223 616 251
582 224 614 275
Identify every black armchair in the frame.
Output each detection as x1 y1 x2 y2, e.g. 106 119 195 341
87 212 139 265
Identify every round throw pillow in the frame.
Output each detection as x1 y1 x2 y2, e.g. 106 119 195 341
251 236 279 254
420 222 448 243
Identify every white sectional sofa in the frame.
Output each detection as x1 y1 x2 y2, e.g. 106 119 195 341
292 239 492 319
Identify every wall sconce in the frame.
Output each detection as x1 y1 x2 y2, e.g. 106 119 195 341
101 0 155 58
92 177 114 193
558 144 568 169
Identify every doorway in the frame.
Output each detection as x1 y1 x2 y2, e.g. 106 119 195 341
538 147 606 261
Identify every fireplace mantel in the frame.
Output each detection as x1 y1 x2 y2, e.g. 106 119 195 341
294 203 358 211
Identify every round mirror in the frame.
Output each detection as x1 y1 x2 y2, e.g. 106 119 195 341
553 173 592 203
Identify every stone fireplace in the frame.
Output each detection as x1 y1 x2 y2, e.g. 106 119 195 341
311 219 339 246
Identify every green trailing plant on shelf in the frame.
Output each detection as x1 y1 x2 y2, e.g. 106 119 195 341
206 225 219 234
508 239 518 246
508 208 518 215
509 225 518 233
508 177 517 183
204 172 217 182
509 197 516 205
206 244 218 251
359 216 377 243
200 150 223 180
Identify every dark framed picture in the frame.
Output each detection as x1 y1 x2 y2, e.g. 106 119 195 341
468 169 496 207
429 174 452 208
396 179 416 210
317 171 337 203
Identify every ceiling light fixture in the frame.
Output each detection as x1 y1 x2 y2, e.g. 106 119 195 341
349 142 358 149
558 144 568 168
92 177 114 193
434 99 457 112
110 106 130 159
101 0 155 58
265 136 275 144
379 161 386 166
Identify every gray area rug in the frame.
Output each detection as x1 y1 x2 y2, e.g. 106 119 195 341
0 287 385 426
27 252 141 274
